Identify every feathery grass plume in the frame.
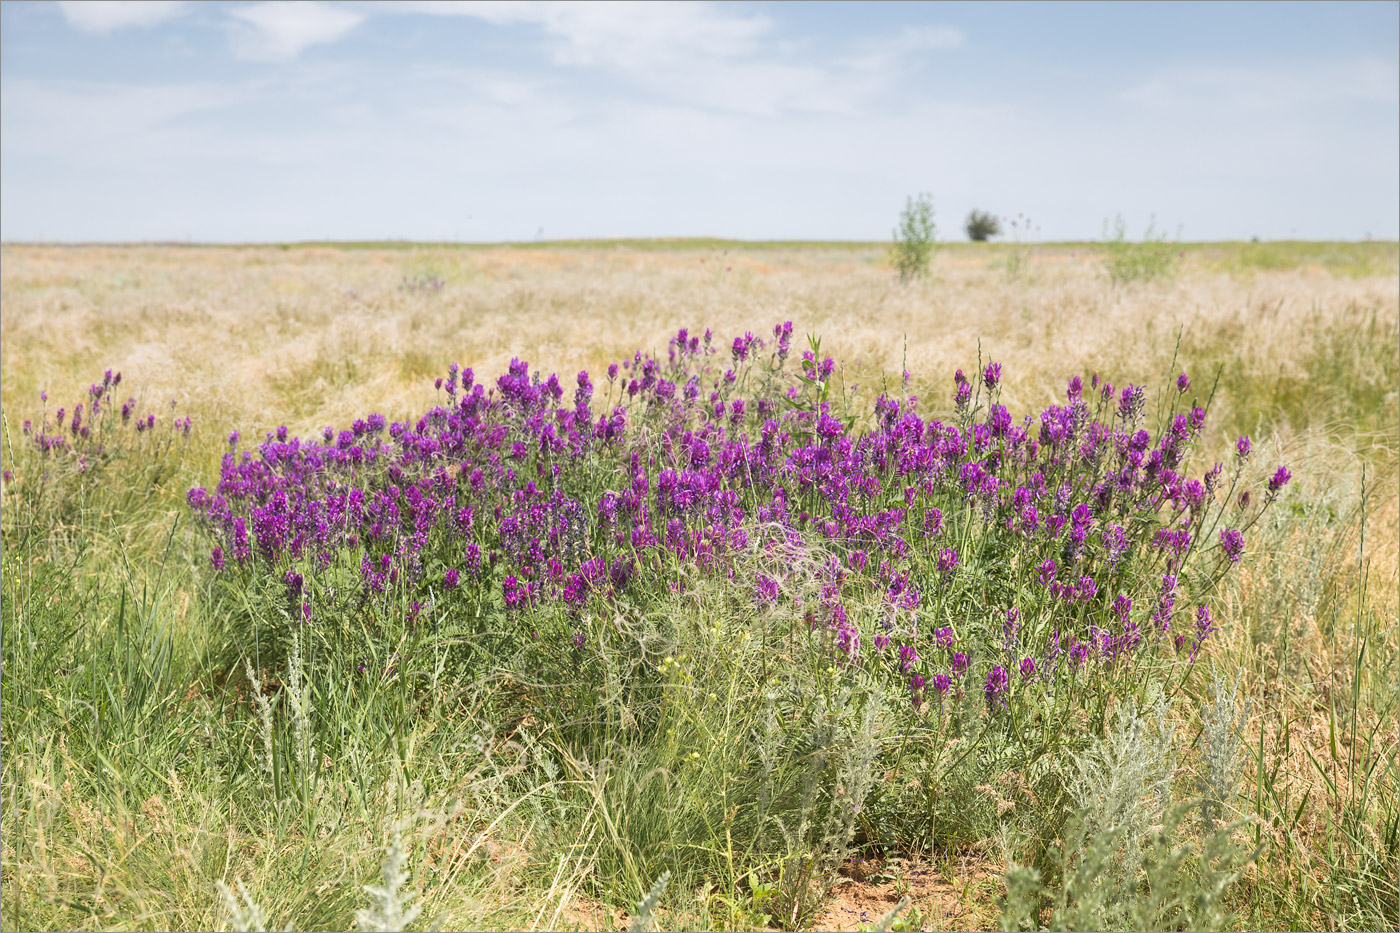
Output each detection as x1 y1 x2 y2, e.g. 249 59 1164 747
243 657 276 781
285 629 317 789
627 870 670 933
355 829 422 933
216 879 268 933
1197 665 1250 830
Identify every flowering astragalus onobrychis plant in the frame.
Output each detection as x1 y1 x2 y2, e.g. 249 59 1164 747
186 323 1287 733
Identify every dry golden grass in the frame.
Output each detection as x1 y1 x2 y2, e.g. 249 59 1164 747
0 243 1392 442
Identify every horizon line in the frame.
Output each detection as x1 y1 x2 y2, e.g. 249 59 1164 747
3 236 1396 249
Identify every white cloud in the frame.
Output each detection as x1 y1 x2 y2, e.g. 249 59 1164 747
395 1 771 70
387 2 961 117
226 1 365 62
57 0 188 33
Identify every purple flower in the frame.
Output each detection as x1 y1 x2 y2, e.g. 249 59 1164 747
1191 605 1218 660
934 626 954 649
1118 385 1145 421
835 620 860 659
983 362 1002 390
1236 435 1252 461
1112 593 1132 621
1267 465 1291 495
931 673 952 696
444 568 460 589
898 645 919 671
910 673 926 711
1195 605 1216 637
1176 371 1190 393
1019 657 1036 679
984 665 1009 707
1219 528 1244 563
950 652 969 676
922 508 944 537
937 547 959 576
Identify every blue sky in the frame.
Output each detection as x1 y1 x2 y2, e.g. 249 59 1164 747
2 0 1396 242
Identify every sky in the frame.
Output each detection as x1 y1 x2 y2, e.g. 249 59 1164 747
1 0 1397 243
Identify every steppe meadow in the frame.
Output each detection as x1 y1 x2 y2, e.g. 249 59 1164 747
1 239 1396 931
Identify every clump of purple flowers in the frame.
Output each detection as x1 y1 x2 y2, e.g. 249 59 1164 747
172 322 1289 722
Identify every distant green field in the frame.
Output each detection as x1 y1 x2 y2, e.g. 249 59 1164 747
173 236 1398 277
256 237 1399 279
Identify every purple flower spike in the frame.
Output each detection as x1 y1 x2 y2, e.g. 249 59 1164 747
983 362 1002 390
950 652 969 676
1236 435 1252 460
1219 528 1244 563
1019 657 1036 679
1176 371 1190 393
984 665 1009 707
1267 466 1291 495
